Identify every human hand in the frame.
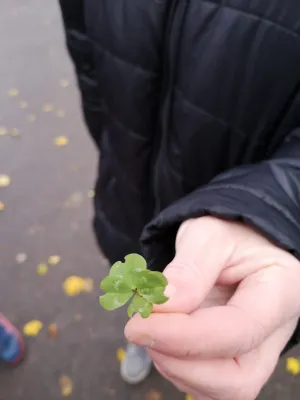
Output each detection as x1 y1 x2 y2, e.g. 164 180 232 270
125 216 300 399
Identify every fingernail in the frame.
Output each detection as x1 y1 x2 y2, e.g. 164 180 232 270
164 284 177 298
130 336 155 349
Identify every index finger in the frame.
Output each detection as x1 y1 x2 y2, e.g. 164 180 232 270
125 265 300 358
153 217 234 314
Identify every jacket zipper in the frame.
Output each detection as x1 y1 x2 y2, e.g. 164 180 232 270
153 0 184 215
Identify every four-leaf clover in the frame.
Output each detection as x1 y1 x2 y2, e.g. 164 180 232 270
99 254 168 318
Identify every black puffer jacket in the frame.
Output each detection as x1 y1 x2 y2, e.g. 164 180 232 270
59 1 300 344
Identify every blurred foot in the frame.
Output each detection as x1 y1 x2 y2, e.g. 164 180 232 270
120 343 152 384
0 313 25 365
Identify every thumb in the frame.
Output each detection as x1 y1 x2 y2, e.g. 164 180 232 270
156 217 234 314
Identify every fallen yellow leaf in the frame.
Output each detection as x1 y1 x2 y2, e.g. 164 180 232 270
16 253 27 264
48 323 58 339
43 103 54 112
185 396 196 400
63 276 86 296
19 101 28 109
11 128 20 137
0 175 11 187
0 202 4 211
54 136 68 147
56 109 66 118
27 114 36 122
59 79 70 88
117 348 126 363
87 189 95 199
48 255 61 265
59 375 73 397
286 357 300 376
37 263 48 276
8 88 19 97
23 320 43 336
0 127 7 136
63 192 83 208
146 390 163 400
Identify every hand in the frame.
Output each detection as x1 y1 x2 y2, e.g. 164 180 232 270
125 217 300 400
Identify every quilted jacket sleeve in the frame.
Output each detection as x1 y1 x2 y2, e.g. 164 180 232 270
142 128 300 349
141 129 300 345
142 129 300 267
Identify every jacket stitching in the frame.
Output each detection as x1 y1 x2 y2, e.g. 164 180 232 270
175 87 246 138
200 184 300 228
202 0 300 39
91 37 158 77
104 104 149 143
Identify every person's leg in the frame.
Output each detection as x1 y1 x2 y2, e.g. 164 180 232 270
120 343 152 384
0 313 24 365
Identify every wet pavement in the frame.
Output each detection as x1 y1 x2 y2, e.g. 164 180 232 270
0 1 299 399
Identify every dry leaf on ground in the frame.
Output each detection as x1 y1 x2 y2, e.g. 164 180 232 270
59 375 73 397
87 189 95 199
145 390 163 400
0 202 5 211
0 175 11 187
0 127 7 136
63 277 93 296
54 136 68 147
27 114 36 122
56 109 66 118
8 88 19 97
23 320 43 336
19 101 28 109
63 276 86 296
286 357 300 375
37 263 48 276
64 192 83 208
48 255 61 265
43 103 54 112
48 323 58 339
11 128 20 137
117 348 126 363
59 79 70 88
16 253 27 264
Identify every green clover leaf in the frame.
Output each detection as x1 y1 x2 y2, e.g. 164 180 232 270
127 293 153 319
100 274 132 293
100 293 133 310
135 270 168 289
109 253 147 289
99 253 168 318
139 286 168 305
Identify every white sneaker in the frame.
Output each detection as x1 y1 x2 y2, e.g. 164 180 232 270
120 343 152 384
